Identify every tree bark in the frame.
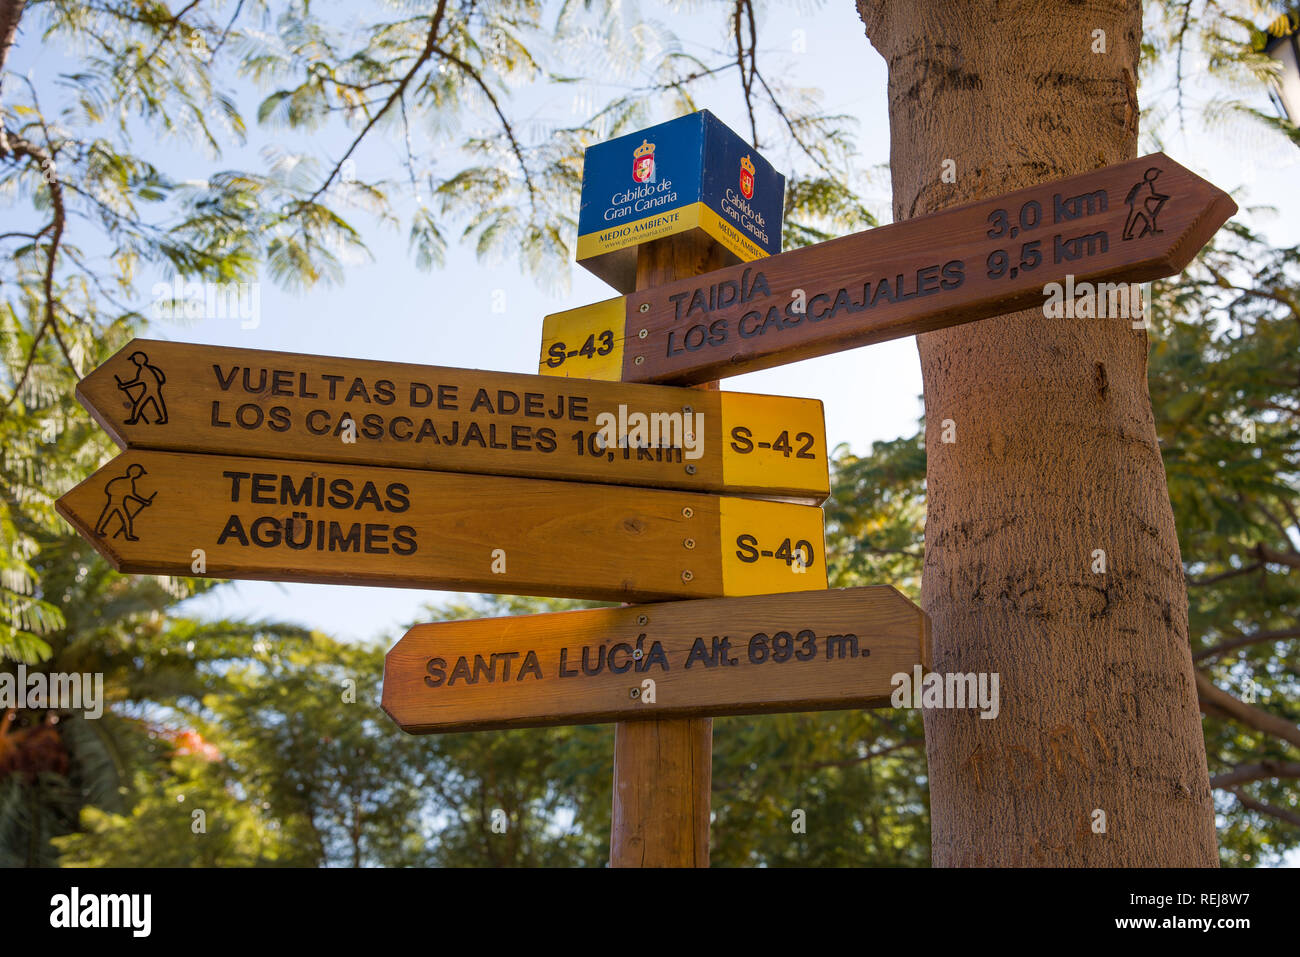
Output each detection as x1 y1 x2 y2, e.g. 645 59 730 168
857 0 1218 866
0 0 27 156
0 0 24 78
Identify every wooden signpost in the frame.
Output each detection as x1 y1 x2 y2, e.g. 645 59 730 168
55 107 1235 869
77 339 829 502
382 587 931 733
55 449 826 601
540 152 1237 385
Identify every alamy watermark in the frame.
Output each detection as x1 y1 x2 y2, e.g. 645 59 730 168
593 404 704 460
1042 274 1153 329
151 276 261 329
50 887 151 937
891 665 1000 719
1 666 104 719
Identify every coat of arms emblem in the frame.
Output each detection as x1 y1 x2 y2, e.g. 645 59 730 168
633 139 656 184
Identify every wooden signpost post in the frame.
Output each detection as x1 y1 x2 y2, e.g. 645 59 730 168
382 587 931 732
55 449 826 601
540 153 1237 386
77 339 829 502
610 233 728 868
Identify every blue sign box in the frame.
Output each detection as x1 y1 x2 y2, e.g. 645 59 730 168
575 110 785 292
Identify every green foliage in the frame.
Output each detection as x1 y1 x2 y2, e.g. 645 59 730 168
207 639 430 867
1150 221 1300 866
1144 0 1300 149
710 711 927 866
0 307 132 663
825 433 926 595
30 594 615 867
1 491 315 864
407 595 612 867
53 755 297 868
700 434 929 867
417 723 612 867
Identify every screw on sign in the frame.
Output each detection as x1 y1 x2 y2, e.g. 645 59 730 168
539 153 1236 386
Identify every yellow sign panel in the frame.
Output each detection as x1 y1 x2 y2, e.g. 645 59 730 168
575 203 703 261
718 497 827 596
539 298 625 381
719 393 828 501
697 206 768 262
576 202 768 267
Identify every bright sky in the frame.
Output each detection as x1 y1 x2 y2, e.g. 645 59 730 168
13 2 1299 644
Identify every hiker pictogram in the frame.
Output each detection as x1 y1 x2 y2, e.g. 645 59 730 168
1123 167 1169 241
115 350 168 424
93 464 155 541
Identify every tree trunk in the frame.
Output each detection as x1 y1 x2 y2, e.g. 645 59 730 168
0 0 26 156
0 0 24 78
857 0 1218 866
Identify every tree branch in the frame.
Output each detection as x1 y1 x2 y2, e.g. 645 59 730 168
0 0 26 87
1186 562 1263 587
120 0 206 95
2 314 49 408
1196 670 1300 751
0 128 76 379
1172 0 1194 129
1229 789 1300 829
1195 628 1300 662
733 0 758 147
1254 501 1299 546
754 70 836 176
647 62 732 93
207 0 246 59
304 0 449 207
1256 543 1300 570
0 226 48 242
745 0 758 145
1280 497 1300 539
1211 760 1300 790
800 738 924 771
433 45 536 206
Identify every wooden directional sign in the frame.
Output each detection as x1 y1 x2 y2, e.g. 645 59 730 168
540 152 1237 385
78 339 828 502
56 450 826 601
382 586 931 733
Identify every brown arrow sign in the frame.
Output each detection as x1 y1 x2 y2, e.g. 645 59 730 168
56 450 826 602
77 339 828 502
382 586 931 733
540 152 1237 385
